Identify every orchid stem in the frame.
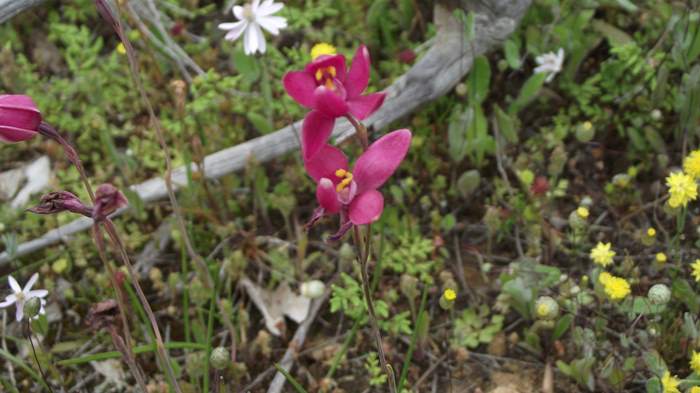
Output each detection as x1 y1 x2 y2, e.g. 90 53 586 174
353 225 397 393
346 115 369 151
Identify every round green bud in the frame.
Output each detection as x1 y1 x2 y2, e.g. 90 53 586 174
210 347 229 370
535 296 559 321
647 284 671 305
24 297 42 320
575 121 595 142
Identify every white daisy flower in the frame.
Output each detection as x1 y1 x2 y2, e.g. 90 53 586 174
534 48 565 83
218 0 288 55
0 274 48 322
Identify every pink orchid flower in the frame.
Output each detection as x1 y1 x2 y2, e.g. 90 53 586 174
0 95 41 143
283 45 386 160
305 129 411 238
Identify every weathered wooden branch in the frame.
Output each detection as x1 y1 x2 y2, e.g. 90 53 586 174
0 0 531 265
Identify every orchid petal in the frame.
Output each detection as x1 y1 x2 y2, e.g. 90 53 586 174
305 55 346 83
283 71 317 108
24 273 38 292
313 85 348 117
305 206 326 230
302 110 335 161
345 45 371 98
349 190 384 225
304 144 348 182
328 220 354 241
0 125 37 143
353 129 412 192
317 178 341 213
8 276 20 293
347 92 385 120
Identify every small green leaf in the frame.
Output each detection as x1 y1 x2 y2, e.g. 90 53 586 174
508 72 546 115
233 49 260 82
468 56 491 104
247 112 273 134
552 314 573 341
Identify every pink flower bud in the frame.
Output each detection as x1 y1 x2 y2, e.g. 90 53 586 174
93 184 128 220
0 95 42 143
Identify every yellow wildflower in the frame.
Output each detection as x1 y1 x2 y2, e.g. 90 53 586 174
647 227 656 237
443 288 457 302
690 387 700 393
691 351 700 374
661 371 680 393
116 43 126 55
590 242 615 267
692 259 700 282
656 252 667 264
311 42 336 60
577 207 589 219
684 150 700 179
598 272 631 300
666 171 698 208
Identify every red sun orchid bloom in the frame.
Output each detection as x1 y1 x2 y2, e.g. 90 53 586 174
0 95 42 143
305 129 411 239
283 45 386 160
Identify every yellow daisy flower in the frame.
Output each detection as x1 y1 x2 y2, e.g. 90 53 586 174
690 386 700 393
692 259 700 283
661 371 680 393
666 172 698 208
577 207 590 218
598 272 631 300
647 227 656 237
590 242 615 267
684 150 700 179
691 351 700 374
656 252 668 264
311 42 337 60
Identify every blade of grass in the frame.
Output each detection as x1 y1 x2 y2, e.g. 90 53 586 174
56 342 207 366
397 284 429 392
274 363 308 393
201 268 220 393
325 321 360 380
0 347 51 391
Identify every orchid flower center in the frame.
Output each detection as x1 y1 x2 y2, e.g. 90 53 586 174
15 291 25 302
315 66 337 90
242 4 255 21
334 168 357 204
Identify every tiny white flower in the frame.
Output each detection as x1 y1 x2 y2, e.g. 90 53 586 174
218 0 288 55
0 274 48 322
534 48 564 83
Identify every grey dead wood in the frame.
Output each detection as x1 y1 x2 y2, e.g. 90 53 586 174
0 0 532 272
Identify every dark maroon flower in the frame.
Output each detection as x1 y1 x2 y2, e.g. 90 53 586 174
28 191 92 217
93 184 128 220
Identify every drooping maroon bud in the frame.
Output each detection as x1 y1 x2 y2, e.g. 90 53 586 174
170 21 185 37
0 95 42 143
397 49 417 64
530 176 550 196
28 191 92 217
93 183 128 220
37 122 80 164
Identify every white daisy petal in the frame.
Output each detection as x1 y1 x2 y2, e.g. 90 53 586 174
15 301 24 322
24 273 39 292
0 295 16 308
223 21 248 41
244 25 258 55
8 276 21 293
251 0 261 12
219 22 240 30
257 15 287 35
257 2 283 17
233 5 245 20
28 289 48 299
254 23 266 53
